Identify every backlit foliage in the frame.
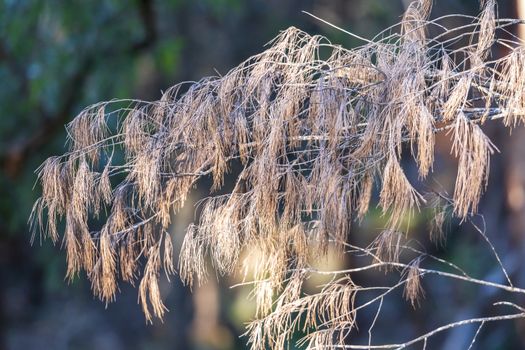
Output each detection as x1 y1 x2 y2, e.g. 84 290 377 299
32 0 525 347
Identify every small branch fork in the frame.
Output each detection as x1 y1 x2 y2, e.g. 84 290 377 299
338 311 525 349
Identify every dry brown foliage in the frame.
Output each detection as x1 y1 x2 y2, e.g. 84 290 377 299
31 0 525 347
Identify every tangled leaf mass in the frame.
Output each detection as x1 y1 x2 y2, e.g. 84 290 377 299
31 0 525 347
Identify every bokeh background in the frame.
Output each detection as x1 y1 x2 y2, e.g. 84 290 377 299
1 0 525 349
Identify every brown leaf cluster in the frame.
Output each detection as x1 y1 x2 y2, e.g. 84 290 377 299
31 0 525 346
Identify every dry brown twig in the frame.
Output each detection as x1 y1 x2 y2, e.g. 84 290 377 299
31 0 525 348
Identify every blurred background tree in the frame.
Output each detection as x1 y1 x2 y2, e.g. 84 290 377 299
1 0 524 349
